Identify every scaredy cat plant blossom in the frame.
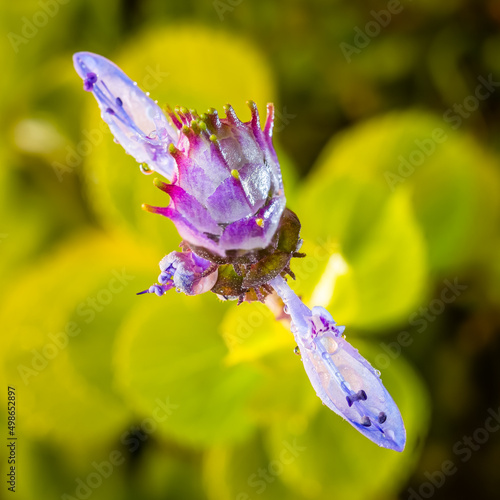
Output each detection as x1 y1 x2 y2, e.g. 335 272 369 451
74 52 406 452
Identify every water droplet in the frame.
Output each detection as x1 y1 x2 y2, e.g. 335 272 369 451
294 346 300 356
283 305 289 314
319 371 330 386
146 91 150 96
321 337 338 354
140 164 153 175
154 100 158 104
133 81 138 86
113 138 120 144
148 129 158 139
375 369 381 377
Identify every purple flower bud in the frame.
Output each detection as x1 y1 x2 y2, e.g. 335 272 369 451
137 251 217 297
270 276 406 452
73 52 178 179
158 251 218 296
73 52 285 259
144 102 286 257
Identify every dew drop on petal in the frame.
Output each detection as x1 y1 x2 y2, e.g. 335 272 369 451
320 336 338 354
140 163 153 175
319 371 330 386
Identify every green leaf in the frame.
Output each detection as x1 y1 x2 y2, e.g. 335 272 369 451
318 190 427 328
203 433 304 500
221 302 289 365
298 184 427 329
301 111 499 274
220 302 319 425
296 110 500 328
129 442 206 500
114 293 261 447
15 439 129 500
0 232 157 451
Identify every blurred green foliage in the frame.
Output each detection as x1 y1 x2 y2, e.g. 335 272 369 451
1 1 500 500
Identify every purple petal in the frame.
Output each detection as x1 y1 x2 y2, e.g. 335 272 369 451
238 162 272 210
176 155 222 205
219 196 285 251
73 52 178 179
217 136 247 170
270 277 406 452
161 184 222 236
206 175 253 224
150 205 222 256
247 103 283 194
304 326 405 451
137 283 173 296
157 251 218 295
220 121 265 169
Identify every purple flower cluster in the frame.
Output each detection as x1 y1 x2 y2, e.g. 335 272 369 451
74 52 285 258
74 52 406 451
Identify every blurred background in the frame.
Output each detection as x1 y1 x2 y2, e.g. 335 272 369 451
1 1 500 499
